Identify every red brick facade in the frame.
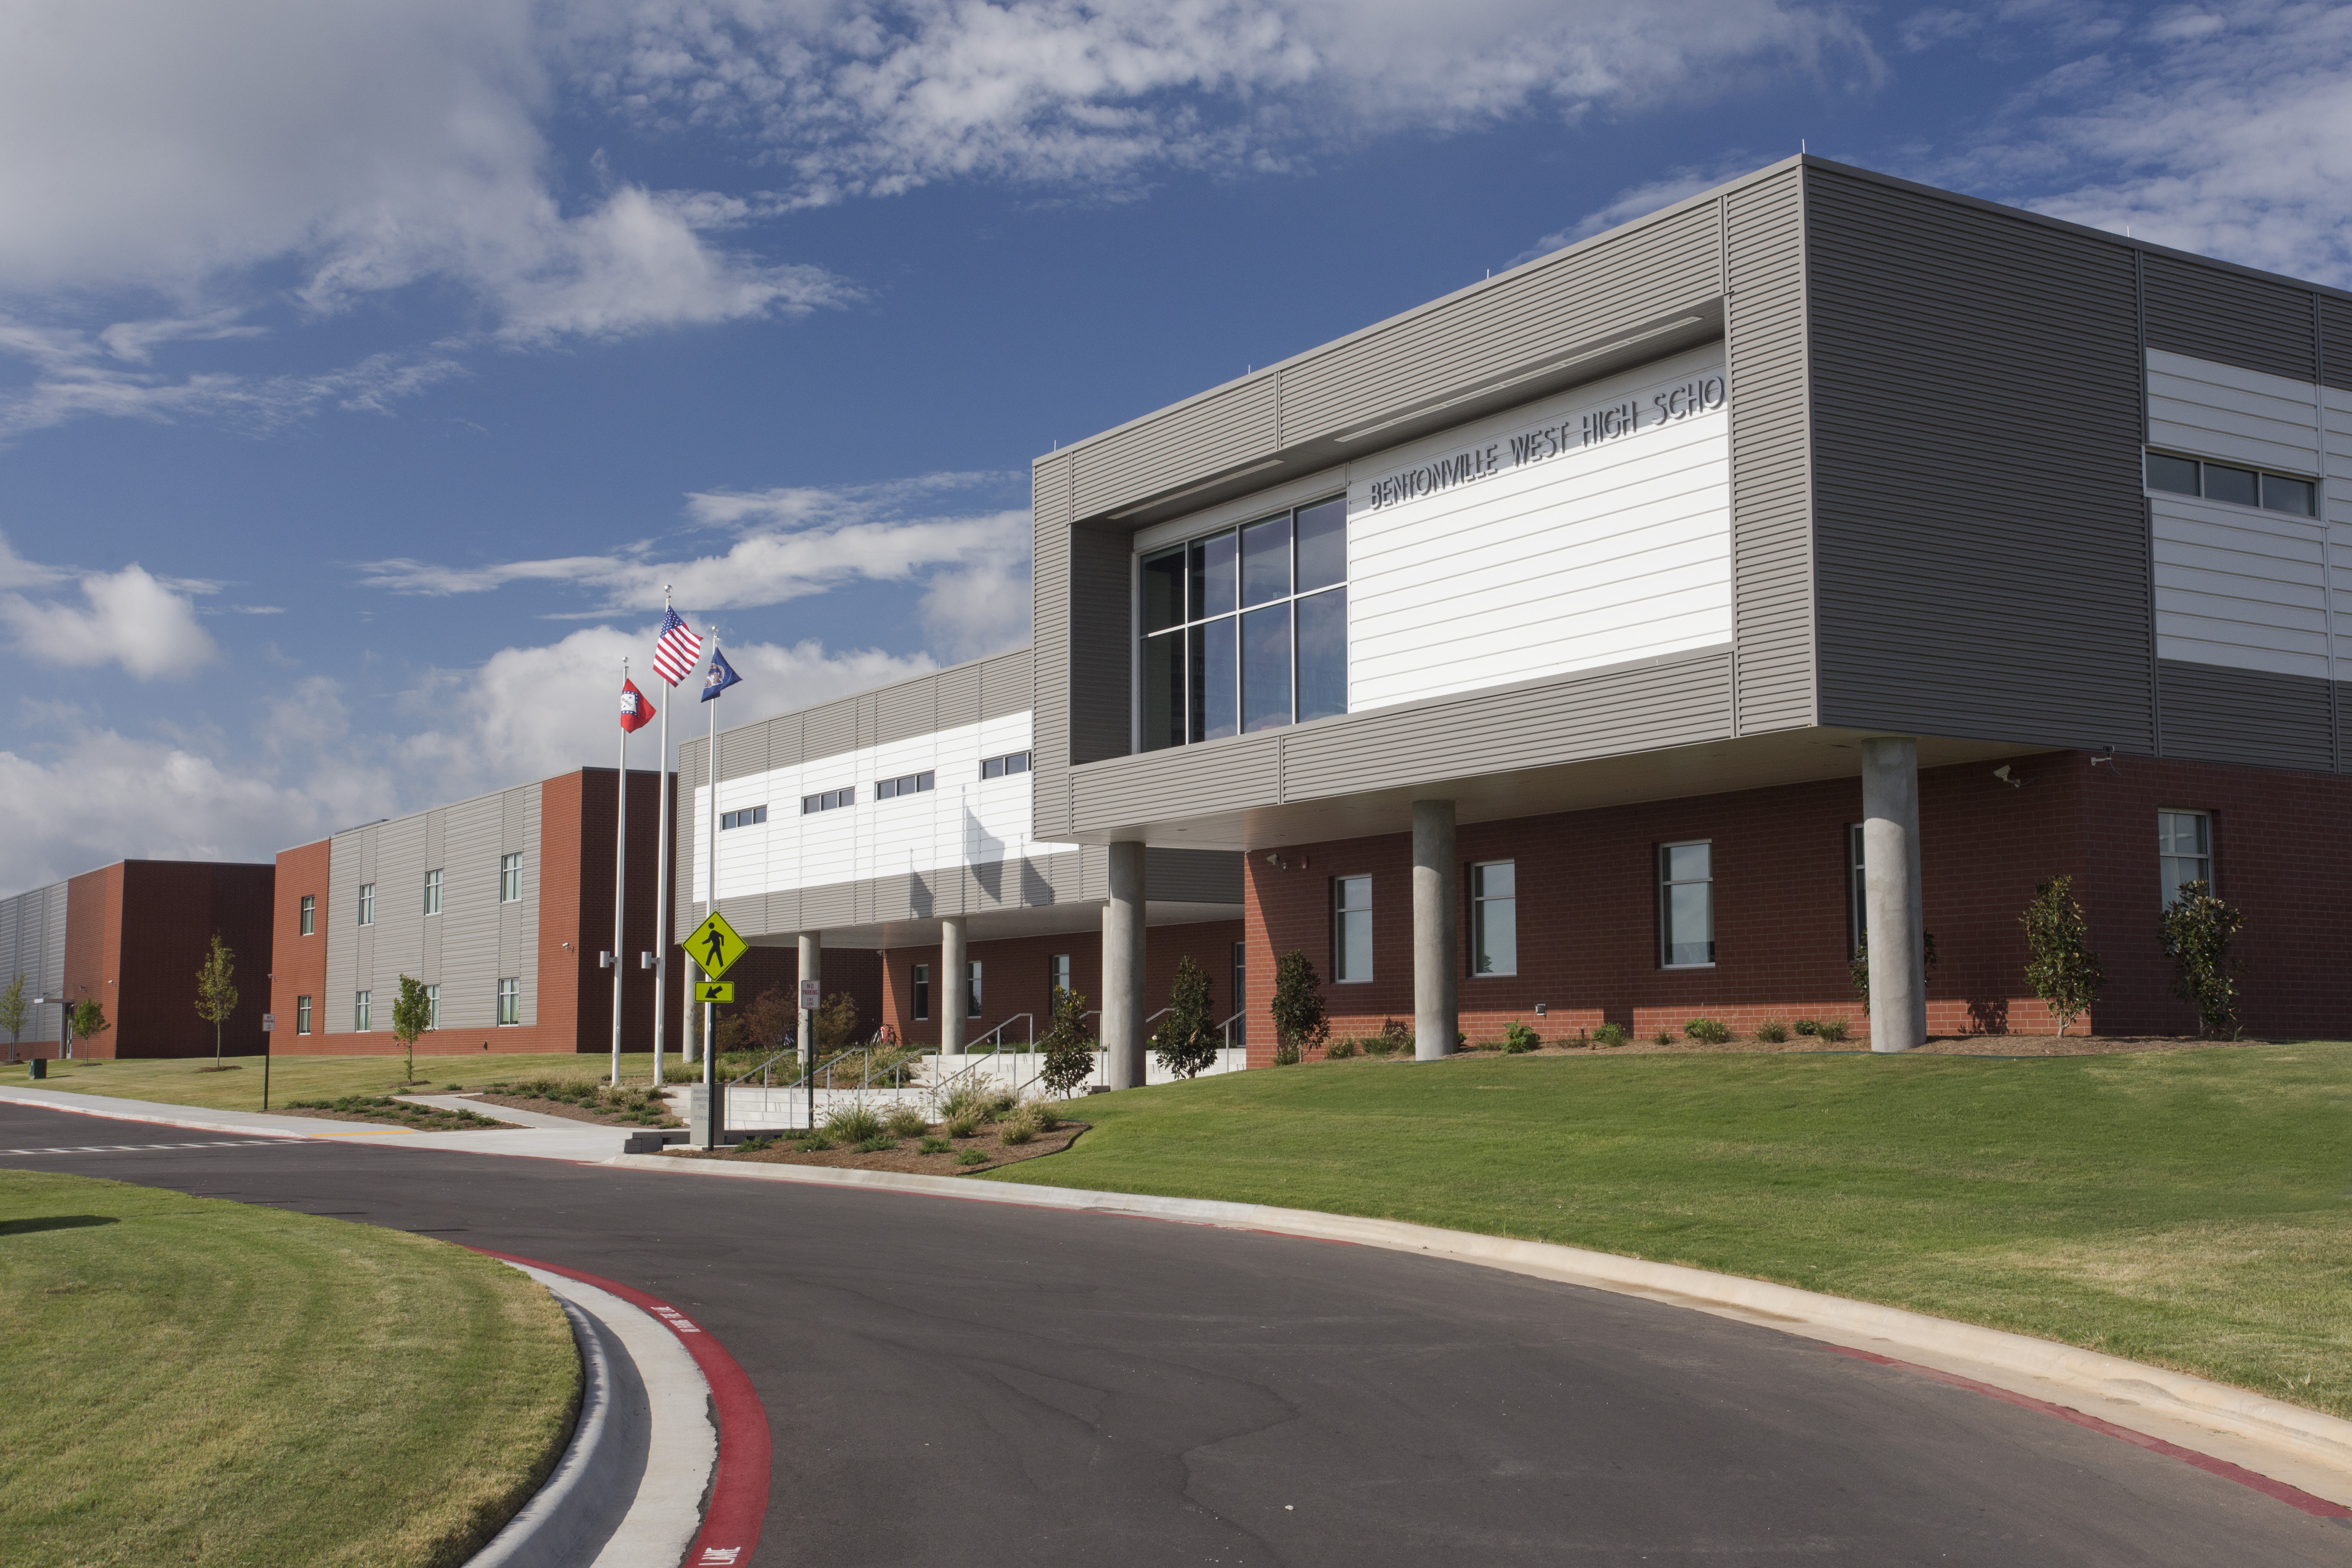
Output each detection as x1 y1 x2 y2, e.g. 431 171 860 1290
1241 752 2352 1065
878 921 1248 1049
56 860 276 1059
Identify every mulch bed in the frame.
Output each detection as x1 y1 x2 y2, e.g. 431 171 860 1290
1338 1034 2264 1062
663 1121 1089 1175
279 1099 517 1131
463 1092 683 1128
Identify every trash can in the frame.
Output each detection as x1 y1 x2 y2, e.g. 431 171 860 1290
28 1057 45 1081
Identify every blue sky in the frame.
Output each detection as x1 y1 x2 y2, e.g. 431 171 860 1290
1 1 2346 891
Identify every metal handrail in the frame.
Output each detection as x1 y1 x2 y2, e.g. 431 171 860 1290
1219 1010 1245 1045
727 1047 799 1089
967 1013 1034 1053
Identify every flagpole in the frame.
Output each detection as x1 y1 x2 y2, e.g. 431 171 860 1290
652 588 673 1089
702 630 720 1149
612 657 629 1089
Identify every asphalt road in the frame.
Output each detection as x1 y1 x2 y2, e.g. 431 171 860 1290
6 1099 2343 1566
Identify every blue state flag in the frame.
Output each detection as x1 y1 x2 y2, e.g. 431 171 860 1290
701 646 742 702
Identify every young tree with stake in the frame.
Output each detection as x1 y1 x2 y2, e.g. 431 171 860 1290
0 973 25 1050
1038 986 1097 1097
1152 955 1222 1080
1268 950 1329 1066
391 975 434 1084
194 933 239 1068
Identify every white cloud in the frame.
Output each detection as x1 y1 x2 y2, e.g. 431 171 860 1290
919 555 1033 663
0 563 221 679
1519 155 1773 260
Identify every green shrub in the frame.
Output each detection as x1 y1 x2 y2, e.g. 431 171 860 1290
956 1148 988 1167
1592 1023 1629 1047
735 1136 776 1153
1753 1020 1790 1044
944 1112 980 1139
883 1105 929 1139
824 1103 885 1142
854 1133 894 1153
663 1063 704 1084
1684 1017 1731 1044
918 1136 950 1154
1000 1118 1037 1147
1325 1038 1359 1059
1813 1018 1850 1043
798 1130 837 1152
1502 1021 1541 1054
2159 882 2245 1039
1270 949 1329 1066
1792 1019 1822 1036
1152 956 1225 1081
1027 1101 1063 1131
2023 875 2105 1037
1651 1028 1675 1047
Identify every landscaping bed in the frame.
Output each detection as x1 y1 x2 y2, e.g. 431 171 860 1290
469 1077 681 1127
0 1169 578 1566
665 1089 1087 1174
1323 1032 2262 1061
280 1095 515 1131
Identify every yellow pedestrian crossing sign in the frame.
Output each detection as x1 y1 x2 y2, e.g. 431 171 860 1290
686 910 746 980
693 980 734 1004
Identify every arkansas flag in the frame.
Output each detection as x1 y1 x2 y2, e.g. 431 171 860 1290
619 679 656 732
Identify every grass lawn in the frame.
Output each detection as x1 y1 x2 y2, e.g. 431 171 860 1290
0 1051 663 1112
989 1042 2352 1420
0 1170 577 1567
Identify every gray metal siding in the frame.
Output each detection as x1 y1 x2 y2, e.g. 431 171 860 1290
719 723 769 784
1071 376 1276 521
1068 530 1131 767
936 662 981 731
1031 456 1074 838
1804 166 2156 753
373 813 428 994
1069 649 1733 832
1142 848 1244 905
979 647 1033 723
2323 297 2352 394
2159 659 2333 772
1724 170 1817 733
0 880 68 1044
802 697 857 765
2144 254 2319 386
876 679 936 745
439 796 501 1029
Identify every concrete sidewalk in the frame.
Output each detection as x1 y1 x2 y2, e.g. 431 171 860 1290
0 1084 637 1163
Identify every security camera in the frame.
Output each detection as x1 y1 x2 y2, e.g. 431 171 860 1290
1992 765 2021 788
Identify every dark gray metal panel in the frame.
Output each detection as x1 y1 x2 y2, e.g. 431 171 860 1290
1031 456 1072 841
875 678 936 746
719 723 769 784
1142 848 1244 905
1069 528 1130 767
802 698 858 765
1724 170 1817 734
1804 167 2155 753
2323 297 2352 394
1070 375 1276 520
979 648 1032 722
2144 254 2318 386
2159 660 2333 772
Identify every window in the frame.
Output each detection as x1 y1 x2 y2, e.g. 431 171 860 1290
1048 953 1071 996
299 894 314 936
2159 809 2212 907
356 883 375 926
499 853 522 903
966 961 983 1019
423 868 442 916
295 994 311 1035
720 805 769 830
1231 941 1246 1047
1848 824 1867 953
354 990 371 1031
1470 861 1516 976
2145 450 2317 517
1660 842 1715 967
801 787 854 814
979 751 1030 779
425 983 440 1030
496 977 520 1026
876 772 934 800
911 963 931 1021
1141 494 1348 750
1332 875 1373 982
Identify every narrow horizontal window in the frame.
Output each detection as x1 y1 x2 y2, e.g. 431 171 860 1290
720 805 769 829
2144 451 2200 496
979 752 1030 779
800 788 854 814
2202 462 2259 507
2263 473 2316 517
876 772 935 799
2144 450 2317 518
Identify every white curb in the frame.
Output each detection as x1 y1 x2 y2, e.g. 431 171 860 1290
602 1150 2352 1510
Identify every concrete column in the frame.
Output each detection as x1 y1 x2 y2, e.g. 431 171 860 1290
797 930 822 1064
1862 736 1927 1054
1102 841 1147 1090
940 916 967 1056
1412 799 1459 1061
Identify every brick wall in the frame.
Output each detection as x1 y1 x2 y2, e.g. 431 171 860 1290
1241 752 2352 1063
877 920 1246 1048
272 840 331 1050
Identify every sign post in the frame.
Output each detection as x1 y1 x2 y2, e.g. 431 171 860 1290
260 1013 274 1111
686 907 745 1149
799 977 821 1132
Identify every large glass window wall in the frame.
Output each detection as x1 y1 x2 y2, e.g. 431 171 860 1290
1141 496 1348 750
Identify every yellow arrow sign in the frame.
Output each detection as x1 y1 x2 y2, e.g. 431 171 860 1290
693 980 734 1004
685 910 747 980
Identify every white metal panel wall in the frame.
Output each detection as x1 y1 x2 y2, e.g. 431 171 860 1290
2147 349 2338 681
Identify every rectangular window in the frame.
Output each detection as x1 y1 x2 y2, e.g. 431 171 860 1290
2202 461 2259 507
2158 809 2213 907
424 983 440 1030
911 963 930 1022
2144 450 2319 517
1139 494 1348 749
966 960 983 1020
1230 941 1246 1047
423 868 442 916
720 805 769 829
496 977 520 1026
1848 824 1867 953
295 994 311 1035
2263 472 2317 517
1660 842 1715 968
876 773 934 800
1332 875 1373 982
356 883 374 926
354 990 371 1032
1470 861 1516 976
499 853 521 903
979 752 1031 779
2144 450 2201 496
299 894 315 936
1048 953 1072 996
800 788 854 814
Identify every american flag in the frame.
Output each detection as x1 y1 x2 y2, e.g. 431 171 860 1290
651 606 703 687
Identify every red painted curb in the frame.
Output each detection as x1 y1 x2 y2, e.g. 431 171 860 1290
1827 1344 2352 1521
474 1249 772 1567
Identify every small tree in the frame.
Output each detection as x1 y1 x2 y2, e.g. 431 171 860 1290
390 974 433 1084
1038 986 1097 1097
69 997 109 1057
194 932 239 1067
1152 955 1222 1080
2021 876 2104 1037
1268 950 1329 1065
2159 881 2245 1039
0 973 26 1047
745 987 796 1057
815 991 861 1053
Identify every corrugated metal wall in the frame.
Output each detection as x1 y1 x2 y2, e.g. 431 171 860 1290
0 880 69 1043
2144 254 2319 386
2157 659 2334 772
